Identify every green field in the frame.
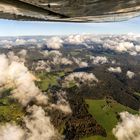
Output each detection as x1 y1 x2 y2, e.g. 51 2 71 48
81 99 138 140
134 92 140 97
36 71 65 91
0 97 24 124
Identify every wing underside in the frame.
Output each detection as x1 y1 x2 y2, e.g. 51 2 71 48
0 0 140 22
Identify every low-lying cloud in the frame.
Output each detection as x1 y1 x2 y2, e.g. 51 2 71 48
41 50 73 68
0 53 47 106
24 105 61 140
52 57 73 65
126 71 135 79
0 123 25 140
0 52 72 140
35 60 51 72
18 49 27 58
90 56 108 65
108 67 122 73
51 91 72 114
64 34 140 56
72 57 88 67
1 34 140 56
42 50 62 57
46 37 63 50
65 34 88 45
64 72 98 87
113 112 140 140
0 105 61 140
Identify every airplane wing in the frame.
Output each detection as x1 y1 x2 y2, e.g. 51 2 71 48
0 0 140 22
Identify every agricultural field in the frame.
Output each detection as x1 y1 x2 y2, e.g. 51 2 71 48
36 71 65 91
0 89 24 124
81 99 139 140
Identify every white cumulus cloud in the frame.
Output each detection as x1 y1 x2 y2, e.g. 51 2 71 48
108 67 122 73
46 37 63 50
126 71 135 79
113 112 140 140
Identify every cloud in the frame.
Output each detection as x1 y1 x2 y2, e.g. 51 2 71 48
72 34 140 56
44 51 72 66
0 54 9 86
0 105 61 140
3 44 12 49
42 50 49 56
117 42 134 52
0 53 71 140
35 60 51 72
1 34 140 56
126 71 135 79
64 72 98 86
72 57 88 67
101 35 140 55
0 53 48 106
65 35 87 44
9 61 48 106
90 56 108 65
64 34 140 56
15 39 26 45
0 40 13 46
51 91 72 114
8 51 21 62
42 50 62 57
0 39 13 49
79 61 88 67
0 40 13 45
0 38 38 48
135 45 140 53
53 57 72 65
39 50 72 71
46 37 63 50
27 39 37 44
0 123 25 140
108 67 122 73
113 112 140 140
61 58 73 65
18 49 27 57
111 60 116 64
50 56 72 66
24 105 61 140
52 104 71 114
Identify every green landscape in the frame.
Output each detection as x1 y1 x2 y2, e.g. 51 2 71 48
81 99 139 140
36 71 65 91
0 89 24 124
0 34 140 140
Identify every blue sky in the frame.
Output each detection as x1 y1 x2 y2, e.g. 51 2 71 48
0 16 140 36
